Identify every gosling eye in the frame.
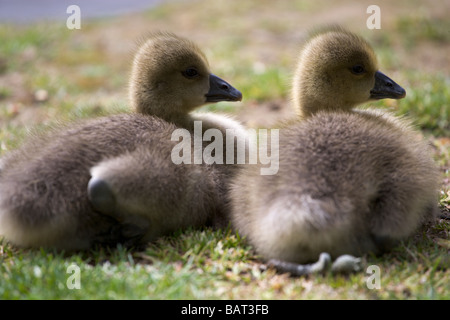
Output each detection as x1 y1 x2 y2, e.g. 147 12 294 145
350 65 366 75
182 67 199 79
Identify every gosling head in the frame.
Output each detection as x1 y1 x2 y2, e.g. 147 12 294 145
292 27 406 118
129 32 242 121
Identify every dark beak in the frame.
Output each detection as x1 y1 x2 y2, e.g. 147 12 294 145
370 71 406 100
205 74 242 102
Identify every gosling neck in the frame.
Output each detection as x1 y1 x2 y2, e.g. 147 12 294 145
135 100 190 125
292 74 354 119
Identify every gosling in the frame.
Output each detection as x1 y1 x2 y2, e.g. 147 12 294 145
230 27 440 266
0 32 242 250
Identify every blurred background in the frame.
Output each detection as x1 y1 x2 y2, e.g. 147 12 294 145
0 0 449 199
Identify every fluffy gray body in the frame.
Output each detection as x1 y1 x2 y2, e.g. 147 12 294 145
0 114 226 250
231 110 439 263
230 27 440 264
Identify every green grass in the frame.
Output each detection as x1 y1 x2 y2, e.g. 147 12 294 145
234 66 289 102
0 228 259 300
0 0 449 301
0 24 67 70
399 75 450 137
396 15 450 46
1 223 449 299
371 73 450 137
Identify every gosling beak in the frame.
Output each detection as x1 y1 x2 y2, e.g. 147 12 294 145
205 74 243 102
370 71 406 100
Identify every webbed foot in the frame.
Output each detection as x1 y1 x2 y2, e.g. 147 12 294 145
267 252 362 277
267 252 332 276
330 255 362 274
